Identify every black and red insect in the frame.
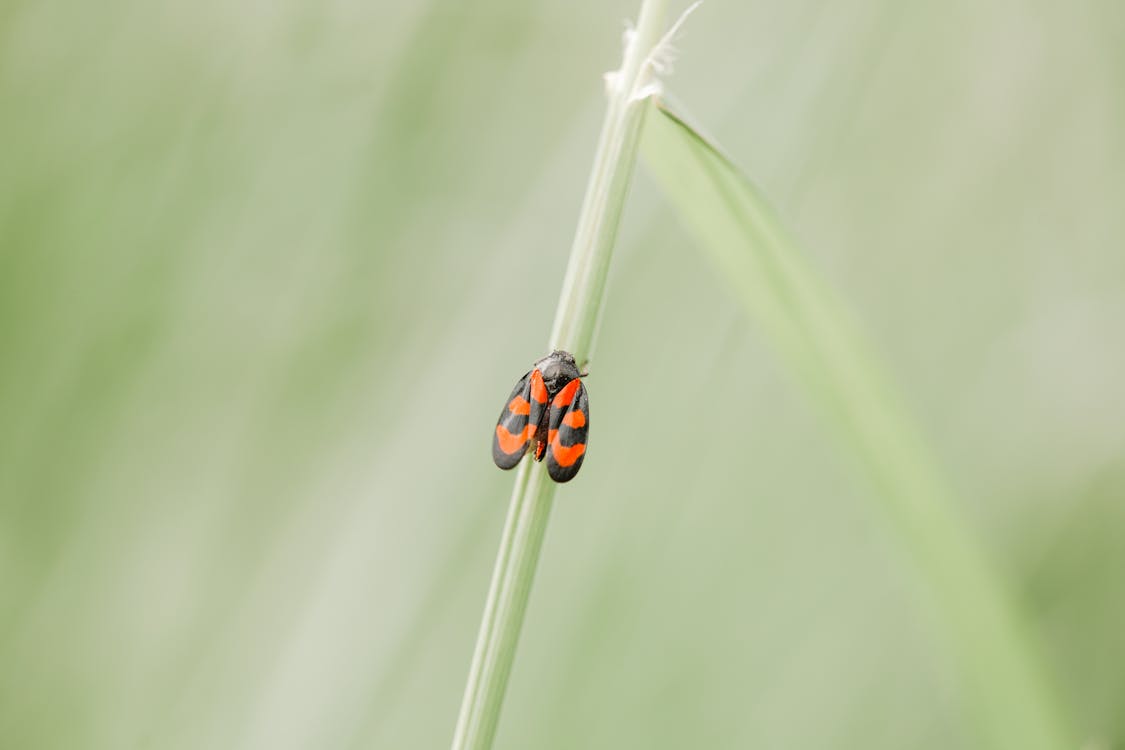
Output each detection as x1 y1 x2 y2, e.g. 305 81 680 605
492 350 590 483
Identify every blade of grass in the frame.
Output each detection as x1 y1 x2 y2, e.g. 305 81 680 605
450 2 673 748
640 100 1072 749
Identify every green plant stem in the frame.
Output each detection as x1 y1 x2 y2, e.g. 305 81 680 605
548 0 670 360
449 2 668 749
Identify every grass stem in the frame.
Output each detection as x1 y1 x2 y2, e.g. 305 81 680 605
449 2 669 748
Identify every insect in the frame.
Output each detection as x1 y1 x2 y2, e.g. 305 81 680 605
492 350 590 483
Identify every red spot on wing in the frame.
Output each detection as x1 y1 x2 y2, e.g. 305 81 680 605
495 424 529 455
562 410 586 428
552 379 581 408
530 370 548 405
507 396 531 415
550 442 586 468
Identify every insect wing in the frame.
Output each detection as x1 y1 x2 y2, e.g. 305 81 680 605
493 369 549 470
546 378 589 482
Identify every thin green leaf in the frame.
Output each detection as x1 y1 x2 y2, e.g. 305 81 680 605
640 100 1073 750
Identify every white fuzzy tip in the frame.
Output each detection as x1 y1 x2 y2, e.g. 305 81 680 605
604 2 703 103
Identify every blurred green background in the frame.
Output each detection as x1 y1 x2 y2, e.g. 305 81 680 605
2 0 1123 748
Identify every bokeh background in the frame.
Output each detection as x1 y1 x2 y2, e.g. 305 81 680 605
2 1 1123 748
